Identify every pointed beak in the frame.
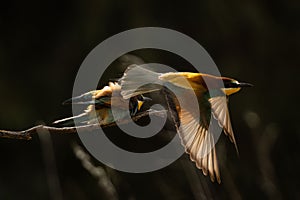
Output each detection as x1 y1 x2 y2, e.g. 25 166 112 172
238 82 253 87
142 97 152 101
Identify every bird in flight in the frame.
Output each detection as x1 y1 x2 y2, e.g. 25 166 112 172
53 82 149 126
120 64 252 183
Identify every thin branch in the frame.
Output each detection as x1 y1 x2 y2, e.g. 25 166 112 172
0 109 166 140
72 143 119 200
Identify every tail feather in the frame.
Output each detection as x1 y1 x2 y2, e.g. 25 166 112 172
119 64 163 99
53 112 88 125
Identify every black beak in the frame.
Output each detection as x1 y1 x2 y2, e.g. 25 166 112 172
238 82 253 87
142 97 152 102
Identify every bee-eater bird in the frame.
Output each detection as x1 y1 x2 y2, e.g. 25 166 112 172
120 65 252 183
53 82 148 126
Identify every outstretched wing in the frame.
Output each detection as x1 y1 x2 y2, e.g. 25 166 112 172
209 96 238 153
169 87 221 183
178 107 221 183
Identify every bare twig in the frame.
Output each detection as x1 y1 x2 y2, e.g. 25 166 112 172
0 109 166 140
72 143 119 200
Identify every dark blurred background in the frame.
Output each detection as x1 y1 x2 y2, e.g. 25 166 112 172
0 0 299 199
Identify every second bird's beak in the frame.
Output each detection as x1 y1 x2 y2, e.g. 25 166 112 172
142 97 152 101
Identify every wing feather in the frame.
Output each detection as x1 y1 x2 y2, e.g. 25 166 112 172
209 96 238 153
178 108 221 183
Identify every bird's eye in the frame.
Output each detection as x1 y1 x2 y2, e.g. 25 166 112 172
224 80 239 88
231 81 240 88
136 95 143 101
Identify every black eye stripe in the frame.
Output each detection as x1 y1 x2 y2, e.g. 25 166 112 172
224 82 239 88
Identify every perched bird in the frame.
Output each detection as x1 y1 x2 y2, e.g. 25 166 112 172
120 65 252 183
54 82 149 126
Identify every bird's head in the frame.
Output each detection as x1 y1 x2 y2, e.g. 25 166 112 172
222 78 253 96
